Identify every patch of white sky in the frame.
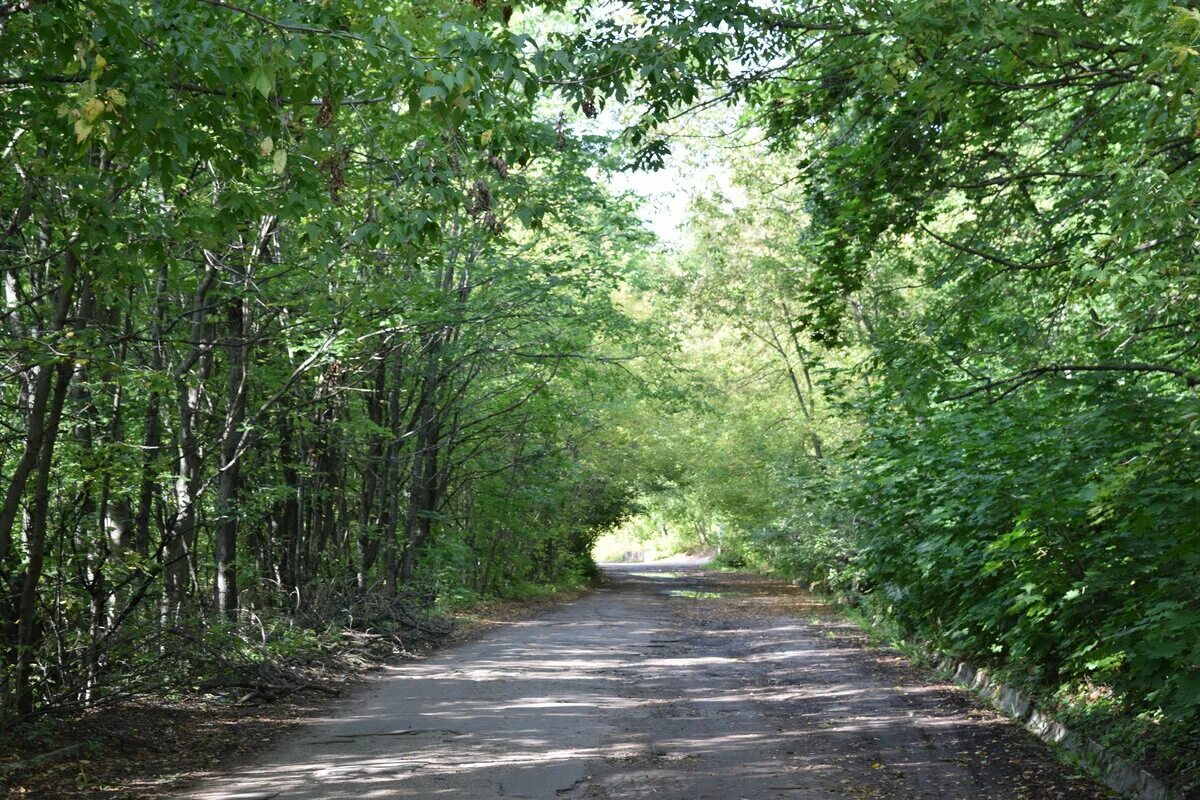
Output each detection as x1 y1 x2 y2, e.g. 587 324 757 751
600 119 747 249
512 0 785 248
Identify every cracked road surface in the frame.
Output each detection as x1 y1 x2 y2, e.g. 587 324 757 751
178 562 1110 800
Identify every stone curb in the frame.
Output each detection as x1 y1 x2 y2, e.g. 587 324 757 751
933 655 1172 800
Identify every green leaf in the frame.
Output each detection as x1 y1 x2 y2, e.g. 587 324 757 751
247 65 273 98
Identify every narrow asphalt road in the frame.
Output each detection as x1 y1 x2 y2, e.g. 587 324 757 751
178 563 1110 800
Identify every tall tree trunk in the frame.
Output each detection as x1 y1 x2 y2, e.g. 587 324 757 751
0 253 78 609
276 408 301 597
164 262 217 622
382 350 408 595
1 250 78 719
13 357 74 717
214 262 249 619
399 335 443 585
355 356 387 592
135 264 169 558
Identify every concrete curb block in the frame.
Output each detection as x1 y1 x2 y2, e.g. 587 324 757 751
932 655 1172 800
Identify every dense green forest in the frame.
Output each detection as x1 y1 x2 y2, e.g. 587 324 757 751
2 0 1198 784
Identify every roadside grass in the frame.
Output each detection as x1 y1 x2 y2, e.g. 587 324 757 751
440 574 596 624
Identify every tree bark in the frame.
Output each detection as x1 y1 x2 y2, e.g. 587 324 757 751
214 260 249 619
164 261 217 622
13 355 74 717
